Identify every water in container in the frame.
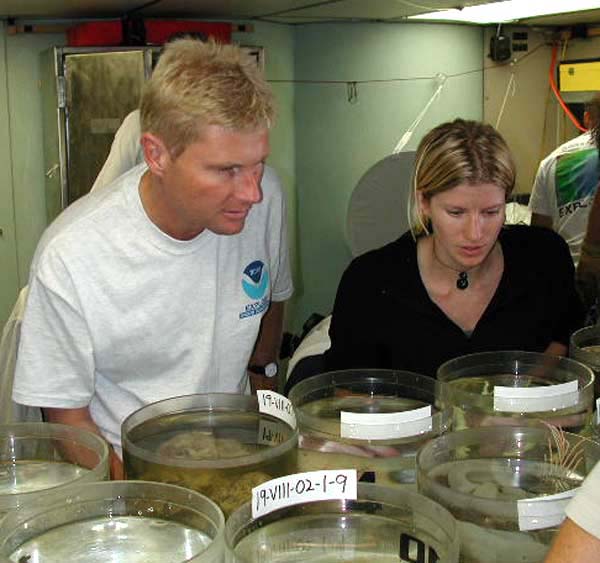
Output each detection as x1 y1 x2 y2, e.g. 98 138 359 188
289 370 450 487
0 481 225 563
0 423 109 520
417 425 600 562
437 351 594 434
122 394 298 516
226 482 459 562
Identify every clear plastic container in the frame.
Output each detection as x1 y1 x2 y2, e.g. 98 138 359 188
288 369 451 487
122 394 299 516
417 426 600 563
225 482 459 562
0 422 109 520
0 480 224 562
570 325 600 397
437 351 594 433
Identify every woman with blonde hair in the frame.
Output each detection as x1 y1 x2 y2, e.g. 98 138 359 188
323 119 583 377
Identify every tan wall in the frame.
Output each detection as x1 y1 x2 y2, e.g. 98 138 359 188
483 26 600 194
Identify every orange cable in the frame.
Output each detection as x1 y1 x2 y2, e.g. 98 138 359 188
549 43 587 133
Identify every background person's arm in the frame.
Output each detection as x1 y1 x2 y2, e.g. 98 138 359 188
582 186 600 247
543 341 567 356
577 187 600 311
44 406 124 480
544 518 600 562
530 212 553 229
528 153 556 231
248 300 285 393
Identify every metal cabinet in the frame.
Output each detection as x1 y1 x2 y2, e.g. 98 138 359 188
40 47 157 222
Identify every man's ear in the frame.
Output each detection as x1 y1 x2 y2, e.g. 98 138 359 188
141 132 171 178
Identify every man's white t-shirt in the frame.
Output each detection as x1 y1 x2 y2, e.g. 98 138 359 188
13 164 293 450
529 132 600 265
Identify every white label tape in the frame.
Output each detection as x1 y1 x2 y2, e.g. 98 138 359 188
517 489 577 531
252 469 358 519
340 405 432 440
596 397 600 425
257 390 297 429
493 380 579 413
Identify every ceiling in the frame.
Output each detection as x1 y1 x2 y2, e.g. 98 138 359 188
1 0 600 26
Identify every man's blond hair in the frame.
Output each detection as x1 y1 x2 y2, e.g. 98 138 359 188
140 38 275 156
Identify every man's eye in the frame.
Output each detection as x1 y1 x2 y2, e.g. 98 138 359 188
447 210 463 216
485 209 501 216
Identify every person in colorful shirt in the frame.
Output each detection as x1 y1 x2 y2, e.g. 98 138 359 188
529 94 600 266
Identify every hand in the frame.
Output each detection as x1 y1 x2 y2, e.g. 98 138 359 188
110 450 125 480
576 242 600 311
249 371 279 394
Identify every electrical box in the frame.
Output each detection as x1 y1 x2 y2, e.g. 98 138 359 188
559 59 600 103
489 34 511 62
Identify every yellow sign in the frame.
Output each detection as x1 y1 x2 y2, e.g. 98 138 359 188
559 61 600 92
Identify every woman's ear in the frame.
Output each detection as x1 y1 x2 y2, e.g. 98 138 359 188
416 191 432 235
140 133 171 178
417 191 430 219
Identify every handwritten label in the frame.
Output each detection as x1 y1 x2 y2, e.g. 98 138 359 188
517 489 577 531
257 418 287 446
257 390 297 429
340 406 432 440
252 469 357 518
493 380 579 413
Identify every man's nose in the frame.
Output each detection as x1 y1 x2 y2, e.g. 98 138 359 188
237 169 263 204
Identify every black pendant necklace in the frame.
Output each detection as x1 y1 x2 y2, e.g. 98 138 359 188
432 239 470 291
456 271 469 290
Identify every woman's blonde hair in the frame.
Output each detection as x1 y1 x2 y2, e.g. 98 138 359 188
140 38 275 157
409 119 516 236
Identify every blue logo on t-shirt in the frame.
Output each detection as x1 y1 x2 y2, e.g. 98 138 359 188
242 260 269 300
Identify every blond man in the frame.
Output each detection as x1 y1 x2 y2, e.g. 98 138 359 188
13 39 293 478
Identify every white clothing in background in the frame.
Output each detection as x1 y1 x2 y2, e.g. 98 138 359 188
529 132 599 265
565 460 600 539
286 316 331 380
0 287 42 424
14 164 293 450
91 110 144 192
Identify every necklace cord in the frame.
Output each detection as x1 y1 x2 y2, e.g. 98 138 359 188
431 239 469 290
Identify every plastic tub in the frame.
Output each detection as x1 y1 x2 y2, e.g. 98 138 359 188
122 393 298 516
0 422 109 520
570 325 600 397
225 482 459 562
288 369 451 487
0 480 224 562
417 426 600 562
437 351 594 432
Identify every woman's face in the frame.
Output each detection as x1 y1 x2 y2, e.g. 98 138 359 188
419 182 506 271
